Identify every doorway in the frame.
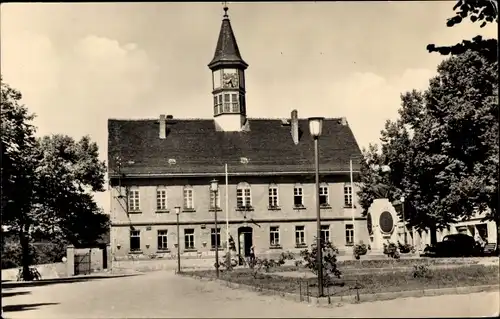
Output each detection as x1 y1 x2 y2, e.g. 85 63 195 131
238 226 253 263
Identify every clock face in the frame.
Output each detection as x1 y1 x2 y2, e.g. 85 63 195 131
222 69 239 88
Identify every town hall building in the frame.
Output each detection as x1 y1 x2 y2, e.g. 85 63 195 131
108 7 367 261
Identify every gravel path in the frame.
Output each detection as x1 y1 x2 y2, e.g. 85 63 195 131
2 270 498 318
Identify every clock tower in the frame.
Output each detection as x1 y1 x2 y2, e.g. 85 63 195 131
209 6 248 132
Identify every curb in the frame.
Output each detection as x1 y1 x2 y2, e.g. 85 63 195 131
179 272 499 306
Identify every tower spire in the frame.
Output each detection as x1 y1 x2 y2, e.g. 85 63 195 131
209 4 248 70
209 4 249 132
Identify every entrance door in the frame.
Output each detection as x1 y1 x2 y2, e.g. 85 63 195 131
238 227 253 262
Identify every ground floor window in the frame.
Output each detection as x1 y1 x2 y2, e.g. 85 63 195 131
211 228 221 248
184 228 195 249
320 225 330 244
157 230 168 250
270 226 280 247
130 230 141 251
345 224 354 245
295 225 306 246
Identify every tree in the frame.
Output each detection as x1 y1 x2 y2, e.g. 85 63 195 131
1 78 39 278
358 50 498 244
1 79 108 279
427 0 498 60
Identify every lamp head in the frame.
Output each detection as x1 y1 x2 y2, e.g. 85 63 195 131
210 179 219 192
308 117 324 139
175 206 181 215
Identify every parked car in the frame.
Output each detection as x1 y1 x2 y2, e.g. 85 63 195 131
423 234 482 257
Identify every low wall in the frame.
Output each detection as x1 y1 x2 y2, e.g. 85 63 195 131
1 262 67 281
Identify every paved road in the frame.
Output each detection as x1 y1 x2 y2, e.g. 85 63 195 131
2 271 499 318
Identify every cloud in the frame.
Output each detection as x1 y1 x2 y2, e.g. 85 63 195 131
1 32 159 214
327 68 437 149
1 31 60 113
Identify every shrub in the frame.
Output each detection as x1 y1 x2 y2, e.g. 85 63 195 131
2 240 24 269
353 243 368 259
217 252 238 272
300 239 342 286
32 242 67 264
383 241 400 259
398 241 415 254
412 264 432 279
248 251 295 278
2 239 67 269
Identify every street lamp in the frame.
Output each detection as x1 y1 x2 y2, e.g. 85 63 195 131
400 196 407 244
308 116 324 297
175 206 181 274
210 179 220 278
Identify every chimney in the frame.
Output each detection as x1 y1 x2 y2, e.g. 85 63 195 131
339 117 348 126
166 115 173 120
291 109 299 145
159 114 166 139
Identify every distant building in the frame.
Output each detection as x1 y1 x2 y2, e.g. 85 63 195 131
107 7 367 261
368 199 497 252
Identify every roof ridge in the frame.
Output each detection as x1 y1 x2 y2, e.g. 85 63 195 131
248 117 345 121
108 117 347 121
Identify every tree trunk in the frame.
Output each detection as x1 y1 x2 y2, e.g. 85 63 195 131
430 226 438 245
19 227 32 281
497 223 500 256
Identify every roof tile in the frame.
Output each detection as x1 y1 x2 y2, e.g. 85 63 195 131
108 118 362 177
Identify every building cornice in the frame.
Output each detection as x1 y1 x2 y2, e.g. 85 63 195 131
111 216 366 227
108 170 361 179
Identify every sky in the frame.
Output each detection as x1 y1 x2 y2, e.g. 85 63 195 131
1 2 497 214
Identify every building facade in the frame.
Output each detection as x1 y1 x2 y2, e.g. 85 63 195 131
108 7 367 261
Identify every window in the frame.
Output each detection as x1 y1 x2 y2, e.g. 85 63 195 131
156 187 167 210
130 230 141 251
319 183 329 206
231 93 239 112
344 185 352 207
209 186 220 209
183 186 194 209
320 225 330 244
184 228 195 250
345 224 354 245
295 226 306 246
128 188 140 211
213 96 218 115
217 95 222 113
211 228 221 249
236 182 252 208
270 226 280 247
223 94 231 112
157 230 168 250
294 184 303 207
268 184 279 208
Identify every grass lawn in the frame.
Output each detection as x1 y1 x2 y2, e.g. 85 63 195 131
263 257 480 274
186 264 498 298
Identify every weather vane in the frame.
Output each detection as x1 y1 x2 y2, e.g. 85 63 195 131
222 1 229 17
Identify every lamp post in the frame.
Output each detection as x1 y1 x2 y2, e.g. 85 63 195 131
210 179 220 278
400 196 407 245
309 116 324 297
175 206 181 274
